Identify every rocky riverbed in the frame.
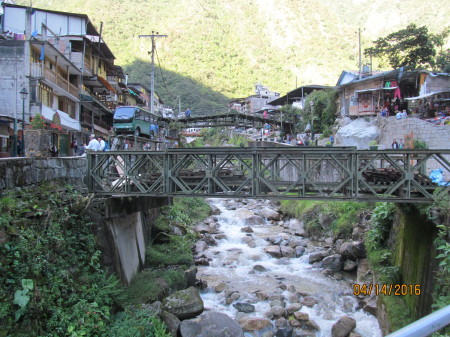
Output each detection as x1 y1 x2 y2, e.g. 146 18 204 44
190 198 382 337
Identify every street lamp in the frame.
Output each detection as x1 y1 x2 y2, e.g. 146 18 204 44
20 87 28 157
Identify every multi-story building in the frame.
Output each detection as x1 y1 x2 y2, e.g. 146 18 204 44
232 84 280 115
0 3 124 156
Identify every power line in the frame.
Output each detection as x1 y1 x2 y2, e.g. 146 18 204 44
195 0 227 35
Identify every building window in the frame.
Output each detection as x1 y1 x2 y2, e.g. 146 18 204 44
39 83 53 107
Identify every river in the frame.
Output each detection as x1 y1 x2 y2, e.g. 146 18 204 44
196 198 382 336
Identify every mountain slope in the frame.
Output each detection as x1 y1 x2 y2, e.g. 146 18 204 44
16 0 450 111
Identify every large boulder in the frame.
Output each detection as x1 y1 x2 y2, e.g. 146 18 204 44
288 219 306 236
233 302 256 313
238 316 272 331
265 245 282 258
244 215 265 226
160 310 180 337
258 207 282 221
180 311 244 337
331 315 356 337
339 241 366 260
335 118 380 149
322 254 343 271
162 287 204 320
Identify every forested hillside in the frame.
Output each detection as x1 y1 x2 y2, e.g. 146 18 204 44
16 0 450 111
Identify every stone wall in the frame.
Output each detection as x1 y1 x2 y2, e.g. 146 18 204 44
377 117 450 149
0 156 87 190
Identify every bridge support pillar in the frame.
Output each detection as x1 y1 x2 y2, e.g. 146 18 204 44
93 196 171 286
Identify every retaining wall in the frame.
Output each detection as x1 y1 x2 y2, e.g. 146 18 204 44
0 156 87 190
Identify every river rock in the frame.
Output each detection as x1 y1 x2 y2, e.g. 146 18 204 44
288 219 305 236
210 204 221 215
268 233 290 245
185 266 198 287
253 264 268 272
202 233 217 246
180 311 244 337
194 240 208 254
270 300 286 307
144 301 162 315
322 254 343 271
244 215 265 226
270 306 288 318
349 333 362 337
356 258 373 284
215 234 227 240
264 245 282 258
308 251 325 263
274 327 293 337
301 296 318 307
302 320 320 331
362 296 377 316
238 317 272 331
214 282 228 292
208 222 220 234
289 237 307 248
194 223 211 234
195 257 210 266
331 315 356 337
160 310 180 337
352 226 364 240
343 259 358 271
295 246 306 257
162 286 204 320
293 311 309 321
242 235 256 247
286 303 302 314
339 241 366 260
241 226 254 233
258 207 282 221
233 302 256 313
292 329 316 337
280 246 295 258
255 291 269 301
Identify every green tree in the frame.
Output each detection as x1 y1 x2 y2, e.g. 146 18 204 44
364 24 448 70
305 89 338 136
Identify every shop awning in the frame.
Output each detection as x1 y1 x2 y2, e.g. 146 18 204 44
404 90 450 100
354 87 397 93
42 105 81 132
98 76 116 93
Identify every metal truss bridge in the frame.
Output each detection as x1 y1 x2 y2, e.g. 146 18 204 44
164 111 292 129
87 147 450 203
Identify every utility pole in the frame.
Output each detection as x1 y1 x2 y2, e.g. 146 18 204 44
139 32 167 115
358 28 362 80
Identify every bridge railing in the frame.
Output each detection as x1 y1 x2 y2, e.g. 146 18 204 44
87 147 450 202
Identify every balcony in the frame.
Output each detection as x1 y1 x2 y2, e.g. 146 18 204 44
31 63 80 99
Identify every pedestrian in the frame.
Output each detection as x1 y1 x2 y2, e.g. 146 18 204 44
78 143 86 156
392 139 399 149
185 108 191 119
398 139 404 149
86 134 100 151
330 135 334 145
98 136 106 151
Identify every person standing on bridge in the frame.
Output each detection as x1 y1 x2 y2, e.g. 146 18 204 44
392 139 399 149
185 108 191 119
86 134 101 151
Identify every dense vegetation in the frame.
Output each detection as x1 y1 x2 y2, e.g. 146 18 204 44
0 182 210 336
16 0 450 111
280 200 374 239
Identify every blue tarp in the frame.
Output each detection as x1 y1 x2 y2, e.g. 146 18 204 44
429 169 450 186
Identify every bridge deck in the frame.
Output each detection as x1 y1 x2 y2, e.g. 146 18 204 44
87 147 450 203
